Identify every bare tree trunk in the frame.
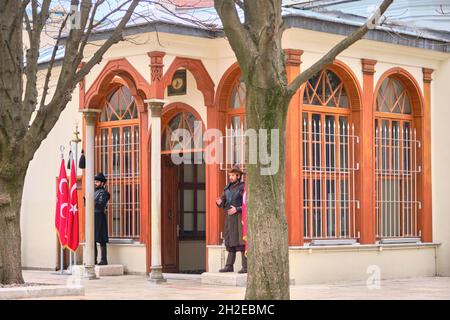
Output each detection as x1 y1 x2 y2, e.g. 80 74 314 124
0 175 25 284
0 0 141 285
245 85 290 300
0 0 25 285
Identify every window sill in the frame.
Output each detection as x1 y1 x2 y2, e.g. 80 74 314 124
290 242 441 252
80 241 144 247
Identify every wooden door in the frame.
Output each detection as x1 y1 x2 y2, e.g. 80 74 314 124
161 155 179 272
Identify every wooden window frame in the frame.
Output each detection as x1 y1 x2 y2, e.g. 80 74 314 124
178 163 206 240
374 75 420 239
301 68 359 241
95 85 141 240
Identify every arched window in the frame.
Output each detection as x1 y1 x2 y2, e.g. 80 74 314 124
100 85 138 121
301 69 358 241
95 85 140 239
162 111 202 154
225 76 246 168
375 76 419 239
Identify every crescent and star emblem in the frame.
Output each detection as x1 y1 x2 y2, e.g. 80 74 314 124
59 178 68 194
69 204 78 215
60 203 68 219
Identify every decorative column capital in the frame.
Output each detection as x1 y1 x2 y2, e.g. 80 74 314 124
284 49 303 66
147 51 166 82
423 68 434 83
361 59 377 75
145 99 167 117
81 108 101 125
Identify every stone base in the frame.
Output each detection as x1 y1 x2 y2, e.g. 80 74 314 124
148 266 166 283
148 277 167 284
72 265 97 280
201 272 295 287
0 285 84 300
95 264 124 277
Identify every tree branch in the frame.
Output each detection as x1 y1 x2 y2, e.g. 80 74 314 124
214 0 257 75
37 13 70 113
287 0 393 95
74 0 140 82
73 0 133 70
22 0 141 163
22 0 51 132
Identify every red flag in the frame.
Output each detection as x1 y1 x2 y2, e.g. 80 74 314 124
66 160 79 251
55 159 69 246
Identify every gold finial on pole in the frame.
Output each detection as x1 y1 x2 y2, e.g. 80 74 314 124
72 122 81 144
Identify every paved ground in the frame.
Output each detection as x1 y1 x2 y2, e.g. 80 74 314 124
21 270 450 300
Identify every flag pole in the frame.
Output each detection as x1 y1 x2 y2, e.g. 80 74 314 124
69 142 74 275
60 145 65 275
72 123 82 267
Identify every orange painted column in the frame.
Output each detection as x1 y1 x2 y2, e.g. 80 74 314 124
206 107 221 247
148 51 166 99
285 49 303 246
359 59 377 244
421 68 433 242
144 51 166 273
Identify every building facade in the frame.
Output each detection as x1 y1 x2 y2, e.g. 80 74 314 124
21 2 450 284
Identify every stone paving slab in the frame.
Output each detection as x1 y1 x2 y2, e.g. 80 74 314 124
201 272 295 287
0 285 84 300
20 270 450 300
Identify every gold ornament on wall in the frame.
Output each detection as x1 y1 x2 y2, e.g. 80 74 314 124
168 69 187 96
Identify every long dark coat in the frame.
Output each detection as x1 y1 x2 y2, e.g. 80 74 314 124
217 181 245 250
95 186 110 244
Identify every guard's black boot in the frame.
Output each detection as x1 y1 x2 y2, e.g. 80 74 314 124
94 244 98 265
98 244 108 265
219 251 235 272
238 252 247 274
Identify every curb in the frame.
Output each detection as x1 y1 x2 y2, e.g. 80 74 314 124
0 285 85 300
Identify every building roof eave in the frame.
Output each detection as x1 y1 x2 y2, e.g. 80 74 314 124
283 14 450 53
38 14 449 67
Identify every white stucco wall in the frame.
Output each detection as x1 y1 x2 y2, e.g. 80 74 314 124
432 57 450 277
100 243 146 274
207 244 438 284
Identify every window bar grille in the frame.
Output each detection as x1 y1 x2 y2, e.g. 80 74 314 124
95 127 140 239
308 118 313 238
220 124 246 177
303 117 359 240
375 123 420 238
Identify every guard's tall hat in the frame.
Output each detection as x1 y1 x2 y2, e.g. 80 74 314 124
94 172 107 183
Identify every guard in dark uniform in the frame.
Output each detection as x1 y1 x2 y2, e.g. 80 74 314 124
216 165 247 273
94 172 110 265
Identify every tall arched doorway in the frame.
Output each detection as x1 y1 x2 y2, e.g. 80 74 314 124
160 105 206 273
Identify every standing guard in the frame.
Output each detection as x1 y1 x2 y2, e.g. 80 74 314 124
215 165 247 273
94 172 110 265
